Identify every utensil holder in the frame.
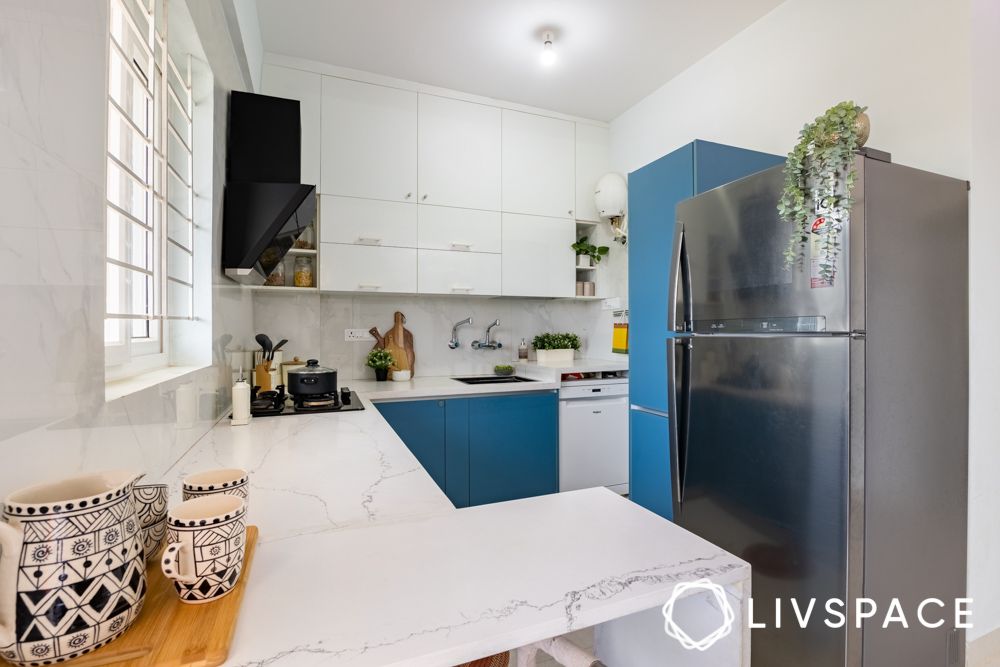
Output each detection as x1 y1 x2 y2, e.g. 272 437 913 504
254 363 272 391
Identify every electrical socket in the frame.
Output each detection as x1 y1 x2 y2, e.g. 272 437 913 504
345 328 372 342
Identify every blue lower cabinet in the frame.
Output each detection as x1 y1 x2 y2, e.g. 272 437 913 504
375 399 446 491
377 392 559 507
468 392 559 506
629 409 673 520
444 398 471 508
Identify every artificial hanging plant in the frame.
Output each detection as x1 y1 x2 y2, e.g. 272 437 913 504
778 101 869 283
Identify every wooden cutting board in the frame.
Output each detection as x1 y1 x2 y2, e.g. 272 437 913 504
382 311 414 377
69 526 259 667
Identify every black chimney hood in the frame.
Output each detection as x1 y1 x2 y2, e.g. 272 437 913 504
222 91 316 285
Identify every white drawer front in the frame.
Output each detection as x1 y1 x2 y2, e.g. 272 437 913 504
417 205 501 254
320 243 417 293
320 195 417 248
417 249 501 295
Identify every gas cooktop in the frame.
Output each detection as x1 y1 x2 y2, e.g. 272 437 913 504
235 385 366 418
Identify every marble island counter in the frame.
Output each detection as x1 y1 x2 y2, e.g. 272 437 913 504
163 383 749 666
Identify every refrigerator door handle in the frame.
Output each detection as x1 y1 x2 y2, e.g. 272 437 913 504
667 336 693 518
680 231 693 332
668 223 685 333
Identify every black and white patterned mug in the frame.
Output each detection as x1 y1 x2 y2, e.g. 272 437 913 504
181 468 249 508
160 495 247 604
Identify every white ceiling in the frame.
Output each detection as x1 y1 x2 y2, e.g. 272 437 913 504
254 0 785 121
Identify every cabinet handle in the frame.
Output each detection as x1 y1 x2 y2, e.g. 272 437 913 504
358 284 381 290
568 209 574 216
422 194 428 201
449 242 472 251
406 193 412 199
356 237 382 245
451 286 473 293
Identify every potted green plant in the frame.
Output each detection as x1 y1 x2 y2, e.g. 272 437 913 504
571 236 609 268
366 348 394 381
532 332 581 366
494 364 514 377
778 101 869 285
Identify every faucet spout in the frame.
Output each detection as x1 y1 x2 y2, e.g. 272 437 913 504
449 316 473 349
472 319 503 350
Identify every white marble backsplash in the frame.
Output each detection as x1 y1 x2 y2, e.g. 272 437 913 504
252 292 624 381
0 0 255 498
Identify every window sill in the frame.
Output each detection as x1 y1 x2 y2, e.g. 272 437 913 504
105 364 210 402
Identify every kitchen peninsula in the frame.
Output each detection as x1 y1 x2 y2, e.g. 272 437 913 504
165 381 750 666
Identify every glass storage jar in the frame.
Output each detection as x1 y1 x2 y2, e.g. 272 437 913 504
294 256 314 287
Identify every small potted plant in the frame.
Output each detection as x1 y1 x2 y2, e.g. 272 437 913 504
532 332 581 366
494 364 514 376
571 236 609 268
366 348 394 381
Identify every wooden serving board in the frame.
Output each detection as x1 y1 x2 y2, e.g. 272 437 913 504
69 526 259 667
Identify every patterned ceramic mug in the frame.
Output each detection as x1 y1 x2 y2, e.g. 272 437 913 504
132 484 168 561
0 470 147 665
160 495 247 604
181 468 249 507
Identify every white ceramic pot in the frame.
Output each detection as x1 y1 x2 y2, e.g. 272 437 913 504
576 255 592 268
535 348 575 366
392 370 412 382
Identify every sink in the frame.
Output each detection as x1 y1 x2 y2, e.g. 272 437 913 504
452 376 538 385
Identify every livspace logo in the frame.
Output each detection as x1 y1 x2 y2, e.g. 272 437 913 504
661 580 973 652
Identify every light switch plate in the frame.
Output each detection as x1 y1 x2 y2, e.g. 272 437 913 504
345 328 372 342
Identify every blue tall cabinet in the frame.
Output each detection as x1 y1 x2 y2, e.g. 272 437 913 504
628 140 783 520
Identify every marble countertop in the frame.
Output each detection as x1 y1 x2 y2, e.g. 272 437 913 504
164 384 745 666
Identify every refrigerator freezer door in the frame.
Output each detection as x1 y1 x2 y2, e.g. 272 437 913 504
676 334 850 667
676 165 854 333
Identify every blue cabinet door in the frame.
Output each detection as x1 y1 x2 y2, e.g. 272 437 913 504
692 139 784 193
629 408 674 520
468 392 558 506
375 400 446 491
627 144 694 414
444 398 470 508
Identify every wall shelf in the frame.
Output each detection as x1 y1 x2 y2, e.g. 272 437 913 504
247 285 319 293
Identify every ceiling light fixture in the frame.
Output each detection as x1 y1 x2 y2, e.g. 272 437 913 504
540 31 556 67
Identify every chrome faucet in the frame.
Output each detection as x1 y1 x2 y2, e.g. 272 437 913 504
472 319 503 350
449 316 473 349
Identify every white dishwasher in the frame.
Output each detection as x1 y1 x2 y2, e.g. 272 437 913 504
558 377 630 494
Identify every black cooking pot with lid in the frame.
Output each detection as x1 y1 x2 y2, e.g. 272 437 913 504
287 359 338 396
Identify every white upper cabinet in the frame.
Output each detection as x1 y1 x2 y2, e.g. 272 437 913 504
321 77 417 201
501 213 574 297
501 110 575 219
418 95 501 210
320 195 417 248
320 243 417 293
575 123 611 222
417 250 501 296
417 205 500 254
260 64 322 187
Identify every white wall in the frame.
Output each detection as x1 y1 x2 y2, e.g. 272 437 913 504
231 0 263 91
610 0 1000 647
968 0 1000 653
0 0 255 495
610 0 970 178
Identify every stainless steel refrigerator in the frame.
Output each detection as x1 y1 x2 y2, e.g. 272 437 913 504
669 151 968 667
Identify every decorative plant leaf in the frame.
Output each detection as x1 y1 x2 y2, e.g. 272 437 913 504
778 101 867 283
